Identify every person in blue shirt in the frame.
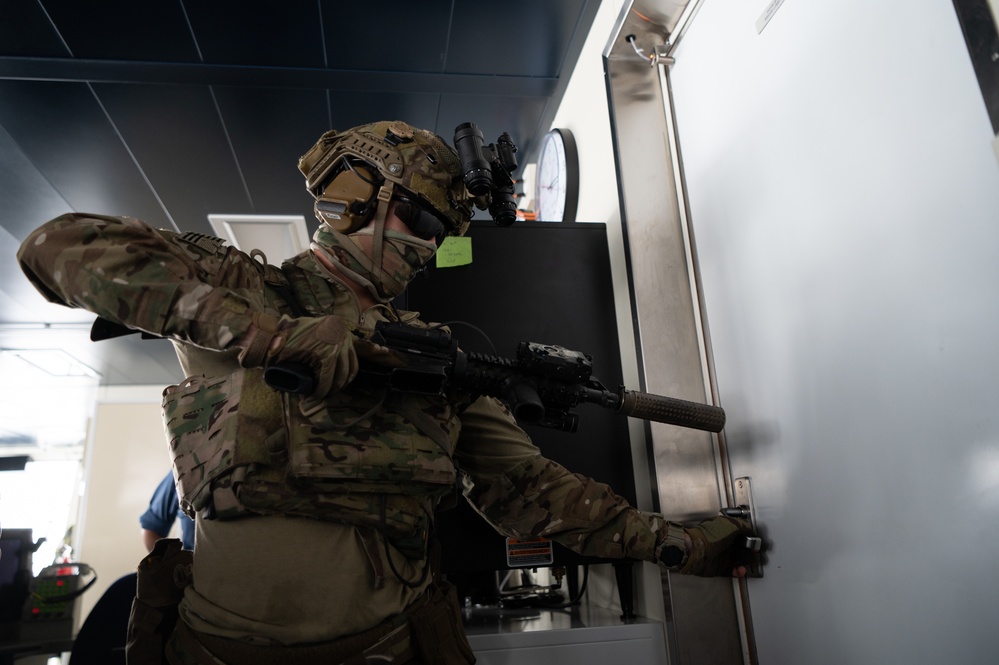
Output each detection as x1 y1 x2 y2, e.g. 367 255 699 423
140 471 194 550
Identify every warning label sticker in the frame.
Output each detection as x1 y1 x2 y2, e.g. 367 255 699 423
505 537 554 568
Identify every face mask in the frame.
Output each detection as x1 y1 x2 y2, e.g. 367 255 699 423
311 224 437 303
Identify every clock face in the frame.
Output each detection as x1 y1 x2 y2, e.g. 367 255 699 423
534 129 579 222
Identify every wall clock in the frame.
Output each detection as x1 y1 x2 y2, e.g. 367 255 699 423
534 128 579 222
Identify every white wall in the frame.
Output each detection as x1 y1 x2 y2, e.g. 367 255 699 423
666 0 999 662
75 386 170 628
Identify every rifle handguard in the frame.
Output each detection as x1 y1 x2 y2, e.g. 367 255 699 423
617 389 726 433
261 321 729 435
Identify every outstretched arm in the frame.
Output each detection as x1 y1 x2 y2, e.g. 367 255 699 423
456 396 752 577
455 396 662 560
18 213 267 351
18 213 357 396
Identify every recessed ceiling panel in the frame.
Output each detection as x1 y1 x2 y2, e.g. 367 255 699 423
0 125 71 240
92 83 253 234
0 80 171 229
42 0 200 62
0 226 93 326
0 284 68 326
0 0 71 57
447 0 589 77
319 0 453 73
325 91 443 139
0 130 75 324
212 86 330 217
184 0 325 67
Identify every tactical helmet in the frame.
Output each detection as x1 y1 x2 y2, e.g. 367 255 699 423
298 120 473 237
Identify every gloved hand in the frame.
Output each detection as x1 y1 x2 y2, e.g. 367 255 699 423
239 313 359 399
672 515 755 577
352 326 410 369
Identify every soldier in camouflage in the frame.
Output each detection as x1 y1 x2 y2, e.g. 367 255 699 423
17 120 752 664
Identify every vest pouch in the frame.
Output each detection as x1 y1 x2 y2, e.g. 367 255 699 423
163 368 283 519
284 388 459 495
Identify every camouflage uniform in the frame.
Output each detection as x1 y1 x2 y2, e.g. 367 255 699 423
17 212 666 659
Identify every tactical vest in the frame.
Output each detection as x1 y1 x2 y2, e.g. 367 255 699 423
161 238 463 558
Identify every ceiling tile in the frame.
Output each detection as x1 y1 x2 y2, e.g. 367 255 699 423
0 225 91 325
326 91 442 137
0 124 71 241
0 0 71 57
42 0 200 62
92 83 255 234
0 80 171 228
184 0 325 67
319 0 453 72
447 0 589 77
212 86 330 218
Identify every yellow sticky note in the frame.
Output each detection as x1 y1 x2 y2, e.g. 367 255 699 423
436 236 472 268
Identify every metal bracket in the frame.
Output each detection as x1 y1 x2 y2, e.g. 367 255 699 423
653 44 675 67
722 476 764 577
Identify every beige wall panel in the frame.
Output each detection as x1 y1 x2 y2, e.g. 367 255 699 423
75 393 168 628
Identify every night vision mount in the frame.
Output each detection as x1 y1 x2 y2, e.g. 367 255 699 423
454 122 519 226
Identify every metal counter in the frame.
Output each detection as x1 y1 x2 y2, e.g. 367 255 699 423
465 604 667 664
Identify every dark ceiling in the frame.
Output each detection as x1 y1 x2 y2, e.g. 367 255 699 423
0 0 602 386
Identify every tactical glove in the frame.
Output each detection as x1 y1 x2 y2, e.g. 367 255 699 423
239 313 359 399
662 515 754 577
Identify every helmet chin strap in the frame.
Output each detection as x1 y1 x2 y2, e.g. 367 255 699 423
312 183 409 303
369 184 394 287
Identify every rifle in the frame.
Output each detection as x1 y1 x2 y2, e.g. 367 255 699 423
264 321 726 433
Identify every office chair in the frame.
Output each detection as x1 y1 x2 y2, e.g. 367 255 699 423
68 573 135 665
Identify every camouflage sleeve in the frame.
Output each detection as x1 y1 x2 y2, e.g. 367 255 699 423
16 213 267 352
455 396 664 561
